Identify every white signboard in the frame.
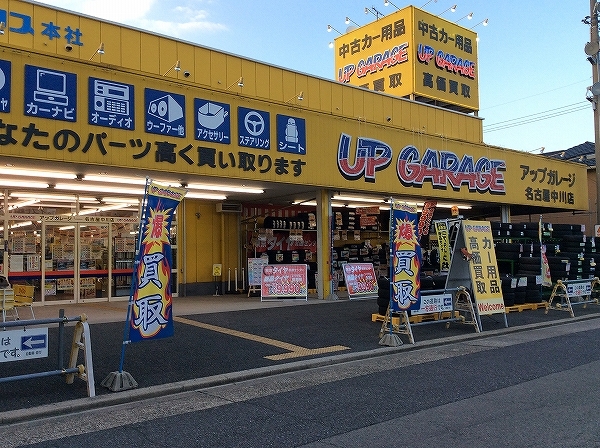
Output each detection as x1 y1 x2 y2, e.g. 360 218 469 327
0 327 49 362
413 292 454 315
248 257 269 287
566 280 592 298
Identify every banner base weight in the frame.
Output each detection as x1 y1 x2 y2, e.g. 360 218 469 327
101 371 138 392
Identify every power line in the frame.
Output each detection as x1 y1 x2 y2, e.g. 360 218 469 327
481 77 592 110
483 102 590 133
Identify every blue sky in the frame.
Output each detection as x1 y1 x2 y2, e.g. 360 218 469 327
34 0 595 154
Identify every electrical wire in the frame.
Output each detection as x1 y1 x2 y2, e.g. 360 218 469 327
483 102 590 133
481 77 592 110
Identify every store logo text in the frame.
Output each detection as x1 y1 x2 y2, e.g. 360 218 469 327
337 133 506 194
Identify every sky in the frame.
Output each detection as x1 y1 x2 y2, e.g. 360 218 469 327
32 0 596 155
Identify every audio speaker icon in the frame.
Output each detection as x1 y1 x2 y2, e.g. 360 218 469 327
148 95 183 122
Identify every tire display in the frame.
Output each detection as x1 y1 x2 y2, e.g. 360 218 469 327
491 221 598 307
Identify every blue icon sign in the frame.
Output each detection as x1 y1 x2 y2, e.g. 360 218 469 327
88 77 135 129
277 114 306 155
194 98 230 144
21 333 47 351
145 88 186 137
0 60 11 113
238 106 270 149
24 65 76 122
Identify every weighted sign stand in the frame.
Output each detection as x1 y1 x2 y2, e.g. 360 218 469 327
545 278 600 317
378 308 413 345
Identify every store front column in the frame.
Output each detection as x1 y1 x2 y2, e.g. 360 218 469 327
501 205 510 223
316 189 338 300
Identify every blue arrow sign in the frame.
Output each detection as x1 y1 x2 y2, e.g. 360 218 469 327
21 334 47 350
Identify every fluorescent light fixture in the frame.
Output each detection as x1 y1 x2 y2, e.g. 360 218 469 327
8 199 39 210
83 175 146 185
78 203 136 215
55 183 144 195
184 191 228 200
0 180 48 188
332 195 385 204
10 192 99 202
186 183 263 194
102 197 141 204
437 203 472 209
0 168 76 179
293 200 346 208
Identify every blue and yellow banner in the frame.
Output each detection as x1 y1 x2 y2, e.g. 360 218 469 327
129 182 186 342
389 201 421 312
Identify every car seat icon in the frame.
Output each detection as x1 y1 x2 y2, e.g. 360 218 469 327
285 118 298 143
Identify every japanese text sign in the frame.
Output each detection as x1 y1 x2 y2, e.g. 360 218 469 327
461 221 505 315
389 201 421 312
342 262 378 298
129 181 186 342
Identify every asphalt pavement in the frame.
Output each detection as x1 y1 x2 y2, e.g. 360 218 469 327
1 293 600 424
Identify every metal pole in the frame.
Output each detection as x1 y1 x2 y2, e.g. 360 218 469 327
591 0 600 225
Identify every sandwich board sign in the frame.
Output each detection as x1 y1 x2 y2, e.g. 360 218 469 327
445 220 507 329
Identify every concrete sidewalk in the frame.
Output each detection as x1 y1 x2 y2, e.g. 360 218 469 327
27 293 334 324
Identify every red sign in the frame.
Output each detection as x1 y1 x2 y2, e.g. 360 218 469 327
261 264 308 299
342 263 378 298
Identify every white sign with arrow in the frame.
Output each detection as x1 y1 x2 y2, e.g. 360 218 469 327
0 328 48 363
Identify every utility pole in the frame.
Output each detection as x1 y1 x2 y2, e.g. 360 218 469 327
590 0 600 225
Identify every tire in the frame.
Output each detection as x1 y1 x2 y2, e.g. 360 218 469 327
503 292 515 307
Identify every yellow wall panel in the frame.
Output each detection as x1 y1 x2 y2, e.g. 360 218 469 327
193 46 212 87
210 51 227 87
255 63 271 99
317 80 332 114
268 66 284 101
225 54 243 89
96 22 120 66
120 28 141 71
306 77 321 111
159 38 179 78
140 33 160 74
176 42 195 79
240 58 256 97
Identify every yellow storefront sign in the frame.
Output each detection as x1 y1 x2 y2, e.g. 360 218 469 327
461 221 505 315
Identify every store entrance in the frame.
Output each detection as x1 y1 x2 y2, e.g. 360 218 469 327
42 222 110 304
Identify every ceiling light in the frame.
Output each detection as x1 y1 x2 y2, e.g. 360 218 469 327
0 168 76 179
55 183 144 195
9 192 99 202
185 183 263 194
0 180 49 188
83 175 146 185
78 204 136 215
184 191 228 200
102 197 141 204
8 199 39 210
292 200 346 208
332 195 385 204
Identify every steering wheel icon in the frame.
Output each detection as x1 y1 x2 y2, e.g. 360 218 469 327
244 111 265 136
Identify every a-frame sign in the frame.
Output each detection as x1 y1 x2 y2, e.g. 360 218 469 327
445 220 507 329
